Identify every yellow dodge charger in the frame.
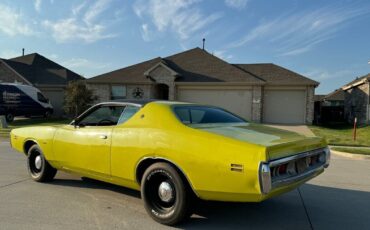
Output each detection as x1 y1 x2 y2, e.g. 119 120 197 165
10 100 330 225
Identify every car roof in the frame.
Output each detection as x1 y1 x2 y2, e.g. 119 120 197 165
100 99 192 107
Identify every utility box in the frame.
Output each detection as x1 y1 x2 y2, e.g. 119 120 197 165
0 115 7 128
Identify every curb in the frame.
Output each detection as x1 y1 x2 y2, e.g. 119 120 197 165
330 149 370 160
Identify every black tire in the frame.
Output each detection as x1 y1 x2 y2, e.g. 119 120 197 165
141 162 193 225
44 110 51 118
27 145 57 182
5 113 14 122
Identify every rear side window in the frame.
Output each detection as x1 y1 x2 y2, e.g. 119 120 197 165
173 106 245 124
117 106 140 124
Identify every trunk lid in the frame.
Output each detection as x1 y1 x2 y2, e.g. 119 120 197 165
190 123 326 160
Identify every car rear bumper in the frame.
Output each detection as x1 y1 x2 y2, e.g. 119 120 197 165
259 147 330 195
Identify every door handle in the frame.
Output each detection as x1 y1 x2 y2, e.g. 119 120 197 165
99 135 108 139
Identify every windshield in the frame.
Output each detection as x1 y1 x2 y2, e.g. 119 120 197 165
173 105 246 124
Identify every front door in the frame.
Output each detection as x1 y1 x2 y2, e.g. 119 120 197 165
53 105 126 179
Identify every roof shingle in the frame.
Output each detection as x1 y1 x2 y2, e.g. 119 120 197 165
88 48 264 84
87 48 318 86
233 63 319 86
3 53 84 86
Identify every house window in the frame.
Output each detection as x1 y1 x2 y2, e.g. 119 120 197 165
111 85 126 100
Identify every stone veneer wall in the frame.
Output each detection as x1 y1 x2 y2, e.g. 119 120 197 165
148 65 176 100
306 86 315 124
344 82 369 125
251 86 262 122
87 83 154 102
87 84 111 103
0 62 29 84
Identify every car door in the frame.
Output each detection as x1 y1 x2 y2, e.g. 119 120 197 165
53 104 126 179
110 105 142 182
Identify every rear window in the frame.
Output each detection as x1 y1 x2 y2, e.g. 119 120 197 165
173 106 246 124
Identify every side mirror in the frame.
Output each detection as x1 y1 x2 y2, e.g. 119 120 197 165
71 119 77 128
72 119 85 128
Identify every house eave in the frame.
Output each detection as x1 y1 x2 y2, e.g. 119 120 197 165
342 79 368 91
0 59 33 85
175 81 266 86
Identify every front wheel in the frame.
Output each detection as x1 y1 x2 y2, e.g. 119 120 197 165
27 145 57 182
141 162 192 225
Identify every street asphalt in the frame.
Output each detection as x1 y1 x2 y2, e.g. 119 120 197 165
0 140 369 230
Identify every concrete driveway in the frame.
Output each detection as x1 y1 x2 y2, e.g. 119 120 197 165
0 140 369 230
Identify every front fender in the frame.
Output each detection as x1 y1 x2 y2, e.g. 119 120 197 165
10 126 59 162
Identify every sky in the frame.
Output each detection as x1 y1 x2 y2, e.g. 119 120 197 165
0 0 369 94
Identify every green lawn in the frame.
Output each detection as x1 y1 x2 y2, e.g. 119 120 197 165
0 118 70 138
310 124 370 147
331 147 370 155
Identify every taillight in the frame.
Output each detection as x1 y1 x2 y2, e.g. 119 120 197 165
278 164 287 174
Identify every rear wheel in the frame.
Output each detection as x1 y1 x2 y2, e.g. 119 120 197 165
141 162 193 225
27 145 57 182
5 113 14 122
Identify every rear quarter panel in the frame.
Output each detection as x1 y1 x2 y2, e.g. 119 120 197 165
111 103 268 201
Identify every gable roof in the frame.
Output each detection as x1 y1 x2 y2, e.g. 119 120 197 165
314 94 325 102
323 89 345 101
233 63 319 86
2 53 84 86
88 57 162 84
88 48 265 84
164 48 263 83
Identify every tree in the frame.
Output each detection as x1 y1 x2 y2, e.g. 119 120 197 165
64 81 98 117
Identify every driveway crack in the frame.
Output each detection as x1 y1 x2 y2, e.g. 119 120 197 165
0 178 30 190
298 187 314 230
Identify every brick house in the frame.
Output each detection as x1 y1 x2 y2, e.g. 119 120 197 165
342 74 370 125
0 53 84 116
314 89 345 124
87 48 319 124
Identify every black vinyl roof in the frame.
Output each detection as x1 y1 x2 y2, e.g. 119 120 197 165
103 99 160 106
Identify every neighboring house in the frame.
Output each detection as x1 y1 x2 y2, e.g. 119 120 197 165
342 74 370 125
314 89 345 124
0 53 84 116
87 48 319 124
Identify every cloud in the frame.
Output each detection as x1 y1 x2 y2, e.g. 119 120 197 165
225 0 248 10
83 0 111 25
0 50 22 59
0 4 36 36
140 24 151 41
229 5 370 56
133 0 222 40
303 69 353 81
34 0 42 12
43 0 116 43
72 2 87 16
60 57 111 77
214 50 233 60
61 58 109 69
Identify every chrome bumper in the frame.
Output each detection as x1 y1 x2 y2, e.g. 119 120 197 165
259 147 330 194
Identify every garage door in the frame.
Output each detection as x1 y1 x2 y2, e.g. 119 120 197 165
177 89 252 120
41 90 65 117
263 90 306 124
